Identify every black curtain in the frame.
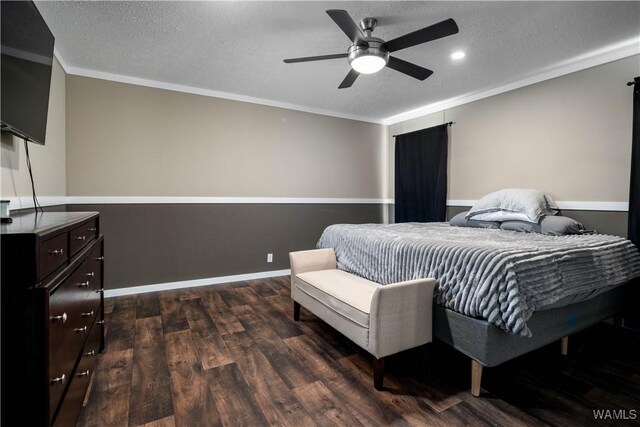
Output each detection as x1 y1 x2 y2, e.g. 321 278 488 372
395 124 448 222
627 77 640 331
629 77 640 248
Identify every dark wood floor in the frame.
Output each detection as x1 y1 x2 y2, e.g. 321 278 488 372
78 277 640 427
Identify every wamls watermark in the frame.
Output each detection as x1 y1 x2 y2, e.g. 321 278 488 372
593 409 637 421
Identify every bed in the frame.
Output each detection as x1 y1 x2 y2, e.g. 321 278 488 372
316 222 640 395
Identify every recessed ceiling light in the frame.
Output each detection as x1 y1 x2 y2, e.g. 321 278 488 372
451 51 466 60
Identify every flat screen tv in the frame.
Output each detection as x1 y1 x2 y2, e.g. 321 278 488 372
1 1 55 145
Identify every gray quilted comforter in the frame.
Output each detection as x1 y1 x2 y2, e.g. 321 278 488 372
317 223 640 336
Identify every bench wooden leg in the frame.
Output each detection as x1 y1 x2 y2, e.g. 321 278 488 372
612 314 624 327
373 357 385 391
293 301 301 321
560 336 569 356
471 359 483 397
420 343 430 376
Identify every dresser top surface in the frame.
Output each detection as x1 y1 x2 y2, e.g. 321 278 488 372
1 211 98 236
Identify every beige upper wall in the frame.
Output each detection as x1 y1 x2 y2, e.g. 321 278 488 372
66 76 384 198
387 55 639 203
1 58 67 203
7 54 632 204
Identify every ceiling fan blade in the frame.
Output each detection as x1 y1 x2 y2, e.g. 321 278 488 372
326 9 366 45
382 18 459 53
338 69 359 89
283 53 348 64
386 56 433 81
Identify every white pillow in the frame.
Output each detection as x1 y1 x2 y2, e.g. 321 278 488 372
466 188 558 224
470 211 535 223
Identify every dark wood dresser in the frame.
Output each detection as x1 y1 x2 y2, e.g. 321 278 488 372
1 211 105 426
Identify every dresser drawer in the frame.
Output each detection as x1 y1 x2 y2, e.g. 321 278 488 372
52 314 102 427
39 233 69 280
82 243 103 314
69 219 98 257
82 309 103 361
48 262 93 419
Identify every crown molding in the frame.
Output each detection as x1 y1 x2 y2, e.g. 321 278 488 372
53 47 70 73
62 64 383 124
382 36 640 125
52 35 639 127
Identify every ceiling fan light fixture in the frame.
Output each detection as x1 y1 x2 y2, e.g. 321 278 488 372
348 43 389 74
351 55 386 74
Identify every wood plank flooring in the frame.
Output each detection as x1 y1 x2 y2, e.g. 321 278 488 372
79 277 640 427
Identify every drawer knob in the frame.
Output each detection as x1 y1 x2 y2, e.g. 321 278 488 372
85 350 96 357
96 256 104 261
77 370 90 377
77 281 90 288
96 320 105 325
74 326 88 334
50 312 68 324
96 289 104 294
80 310 95 318
87 227 97 232
50 374 66 385
86 272 95 278
49 249 64 256
74 235 86 241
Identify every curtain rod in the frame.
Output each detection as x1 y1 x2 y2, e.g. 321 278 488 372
392 121 453 138
627 76 640 86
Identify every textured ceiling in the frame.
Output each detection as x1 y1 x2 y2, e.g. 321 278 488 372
35 1 640 122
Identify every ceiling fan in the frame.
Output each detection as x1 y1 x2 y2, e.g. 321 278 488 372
283 10 459 89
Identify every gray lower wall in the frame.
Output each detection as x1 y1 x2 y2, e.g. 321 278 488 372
446 206 628 237
558 210 629 238
67 203 383 290
32 203 627 290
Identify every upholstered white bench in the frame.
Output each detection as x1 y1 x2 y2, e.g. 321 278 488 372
289 248 436 390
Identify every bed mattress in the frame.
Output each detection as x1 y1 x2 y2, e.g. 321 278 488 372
317 222 640 336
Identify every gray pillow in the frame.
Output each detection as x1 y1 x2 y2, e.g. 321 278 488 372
540 216 589 235
450 211 501 229
466 189 559 223
500 220 541 233
500 216 589 235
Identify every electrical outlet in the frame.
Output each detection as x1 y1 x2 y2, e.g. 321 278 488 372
267 253 273 263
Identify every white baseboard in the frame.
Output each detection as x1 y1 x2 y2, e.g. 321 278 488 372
104 269 291 298
554 201 629 212
67 196 389 205
446 199 628 212
5 196 624 211
6 196 68 210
